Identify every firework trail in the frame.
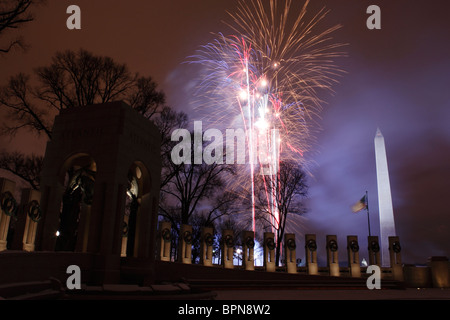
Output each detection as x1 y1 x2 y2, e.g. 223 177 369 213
188 0 345 235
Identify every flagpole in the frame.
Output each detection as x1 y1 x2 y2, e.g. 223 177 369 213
366 190 371 236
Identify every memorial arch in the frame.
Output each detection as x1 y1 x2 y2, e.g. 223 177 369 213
34 101 161 283
55 153 97 252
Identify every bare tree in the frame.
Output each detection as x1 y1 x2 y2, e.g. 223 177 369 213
159 134 237 228
0 151 42 189
253 160 308 265
0 72 52 137
0 0 41 53
35 49 138 112
159 160 236 227
0 49 177 190
154 106 188 189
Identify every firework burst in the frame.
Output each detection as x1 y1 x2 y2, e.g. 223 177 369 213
188 0 346 234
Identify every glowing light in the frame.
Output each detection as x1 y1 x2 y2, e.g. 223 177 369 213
260 78 268 87
239 89 248 100
255 118 268 130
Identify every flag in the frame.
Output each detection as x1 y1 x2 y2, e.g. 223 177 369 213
352 195 367 213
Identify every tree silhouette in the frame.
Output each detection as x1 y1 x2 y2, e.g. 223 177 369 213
0 0 41 53
253 160 308 265
0 49 178 189
0 151 42 189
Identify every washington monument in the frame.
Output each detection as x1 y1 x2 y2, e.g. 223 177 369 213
374 128 397 267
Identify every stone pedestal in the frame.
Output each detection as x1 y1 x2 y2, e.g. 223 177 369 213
368 236 381 266
347 235 361 277
222 229 234 269
403 265 432 288
0 178 16 251
326 235 339 277
178 224 193 264
158 221 172 262
389 236 404 281
263 232 276 272
284 233 297 274
305 234 318 275
200 227 214 266
428 256 449 288
242 231 255 271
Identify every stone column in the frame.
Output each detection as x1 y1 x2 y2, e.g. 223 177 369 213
368 236 381 266
37 182 65 251
347 235 361 277
178 224 193 264
284 233 297 274
75 202 92 253
158 221 172 261
200 227 214 266
12 189 41 251
222 229 234 269
0 178 16 251
242 231 255 271
305 234 318 275
135 193 153 259
263 232 276 272
326 235 340 277
389 236 404 281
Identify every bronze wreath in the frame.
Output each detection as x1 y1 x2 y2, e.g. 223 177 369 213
266 237 276 251
392 241 401 253
183 230 193 245
328 239 338 252
245 236 255 249
204 233 214 247
161 228 171 243
224 234 234 248
1 191 18 217
27 200 42 222
306 239 317 252
286 238 296 251
123 221 128 237
369 240 380 253
348 240 359 253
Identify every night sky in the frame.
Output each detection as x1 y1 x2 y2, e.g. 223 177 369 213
1 0 450 265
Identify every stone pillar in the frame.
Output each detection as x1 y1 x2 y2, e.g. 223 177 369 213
368 236 381 266
121 205 129 258
37 182 65 251
222 229 234 269
242 231 255 271
75 202 92 253
12 189 41 251
263 232 276 272
305 234 318 275
134 193 154 259
428 256 450 288
284 233 297 274
0 178 17 251
326 235 339 277
347 235 361 277
158 221 172 261
200 227 214 266
178 224 193 264
389 236 404 281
